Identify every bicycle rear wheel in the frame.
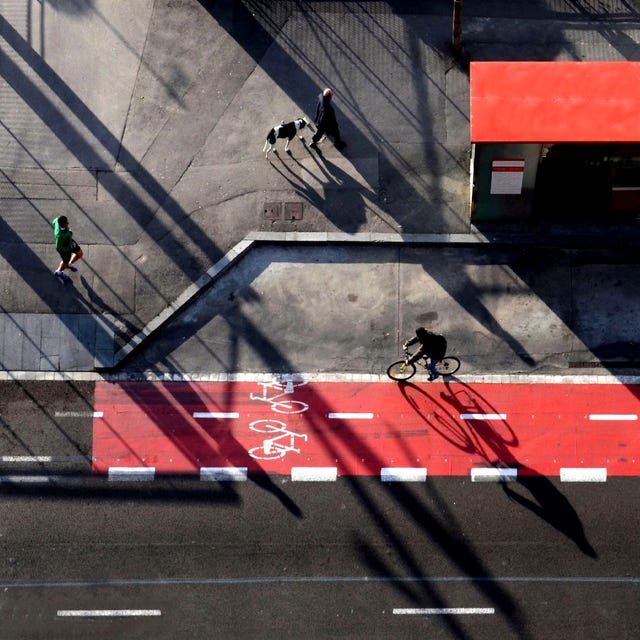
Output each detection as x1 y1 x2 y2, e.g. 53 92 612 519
387 360 416 381
435 356 460 376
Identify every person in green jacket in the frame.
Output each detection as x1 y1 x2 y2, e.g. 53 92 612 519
52 216 83 282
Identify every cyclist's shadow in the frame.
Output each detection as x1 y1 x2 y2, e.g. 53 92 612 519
397 380 597 558
440 379 597 558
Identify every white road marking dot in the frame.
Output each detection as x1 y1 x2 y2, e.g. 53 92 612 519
327 413 374 419
57 610 161 617
393 608 495 615
471 468 518 482
560 468 607 482
291 467 338 482
588 414 637 421
200 467 247 481
381 468 427 482
193 412 240 419
108 467 155 481
460 414 506 420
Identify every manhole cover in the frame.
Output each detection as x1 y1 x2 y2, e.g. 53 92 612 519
263 203 281 220
284 202 303 220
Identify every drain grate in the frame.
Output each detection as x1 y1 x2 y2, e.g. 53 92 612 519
569 361 640 369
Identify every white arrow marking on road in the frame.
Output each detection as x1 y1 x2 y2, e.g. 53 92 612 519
393 608 495 615
327 413 374 419
57 610 161 617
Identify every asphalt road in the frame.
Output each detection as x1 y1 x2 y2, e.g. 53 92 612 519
0 381 639 639
0 476 638 639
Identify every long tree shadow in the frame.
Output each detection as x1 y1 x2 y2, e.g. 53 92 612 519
112 378 303 518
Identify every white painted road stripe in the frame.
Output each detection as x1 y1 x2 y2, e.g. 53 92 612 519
381 467 427 482
57 609 161 617
108 467 155 481
291 467 338 481
193 412 240 419
0 475 55 484
1 455 89 464
460 413 506 420
588 414 637 421
393 608 495 615
200 467 247 481
327 413 374 419
471 468 518 482
560 468 607 482
54 411 103 418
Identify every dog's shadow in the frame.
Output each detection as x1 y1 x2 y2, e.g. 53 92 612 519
269 140 372 234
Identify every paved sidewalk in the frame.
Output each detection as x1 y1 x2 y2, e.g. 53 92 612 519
2 1 640 373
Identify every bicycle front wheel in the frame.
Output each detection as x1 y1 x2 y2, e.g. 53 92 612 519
435 356 460 376
387 360 416 381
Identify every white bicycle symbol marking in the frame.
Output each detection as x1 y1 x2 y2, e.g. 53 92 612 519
248 419 308 460
249 379 309 414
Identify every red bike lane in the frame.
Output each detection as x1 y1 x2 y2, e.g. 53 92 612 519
92 378 640 477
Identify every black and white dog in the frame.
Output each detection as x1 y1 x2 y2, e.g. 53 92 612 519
263 118 314 157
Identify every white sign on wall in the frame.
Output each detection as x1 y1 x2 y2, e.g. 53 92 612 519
490 158 525 194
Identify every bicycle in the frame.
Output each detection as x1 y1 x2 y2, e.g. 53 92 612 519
387 348 460 382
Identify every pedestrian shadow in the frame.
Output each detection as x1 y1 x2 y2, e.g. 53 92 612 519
266 141 377 234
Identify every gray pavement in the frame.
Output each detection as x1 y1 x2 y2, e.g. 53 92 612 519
2 1 640 374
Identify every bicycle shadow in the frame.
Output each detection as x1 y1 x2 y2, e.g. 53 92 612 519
396 380 597 558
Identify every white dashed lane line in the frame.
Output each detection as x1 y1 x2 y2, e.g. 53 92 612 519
108 467 155 481
560 468 607 482
291 467 338 482
588 414 637 421
471 468 518 482
57 609 161 618
381 468 427 482
193 412 240 419
54 411 103 418
393 608 495 615
200 467 247 481
327 413 374 419
460 413 507 421
1 455 88 464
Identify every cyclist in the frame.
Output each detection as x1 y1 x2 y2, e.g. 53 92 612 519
403 327 447 381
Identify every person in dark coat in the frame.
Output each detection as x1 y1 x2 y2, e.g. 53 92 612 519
403 327 447 381
310 88 346 151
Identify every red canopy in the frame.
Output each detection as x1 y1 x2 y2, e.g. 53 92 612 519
470 61 640 143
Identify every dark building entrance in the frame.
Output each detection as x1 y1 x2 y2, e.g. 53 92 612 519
535 144 640 221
